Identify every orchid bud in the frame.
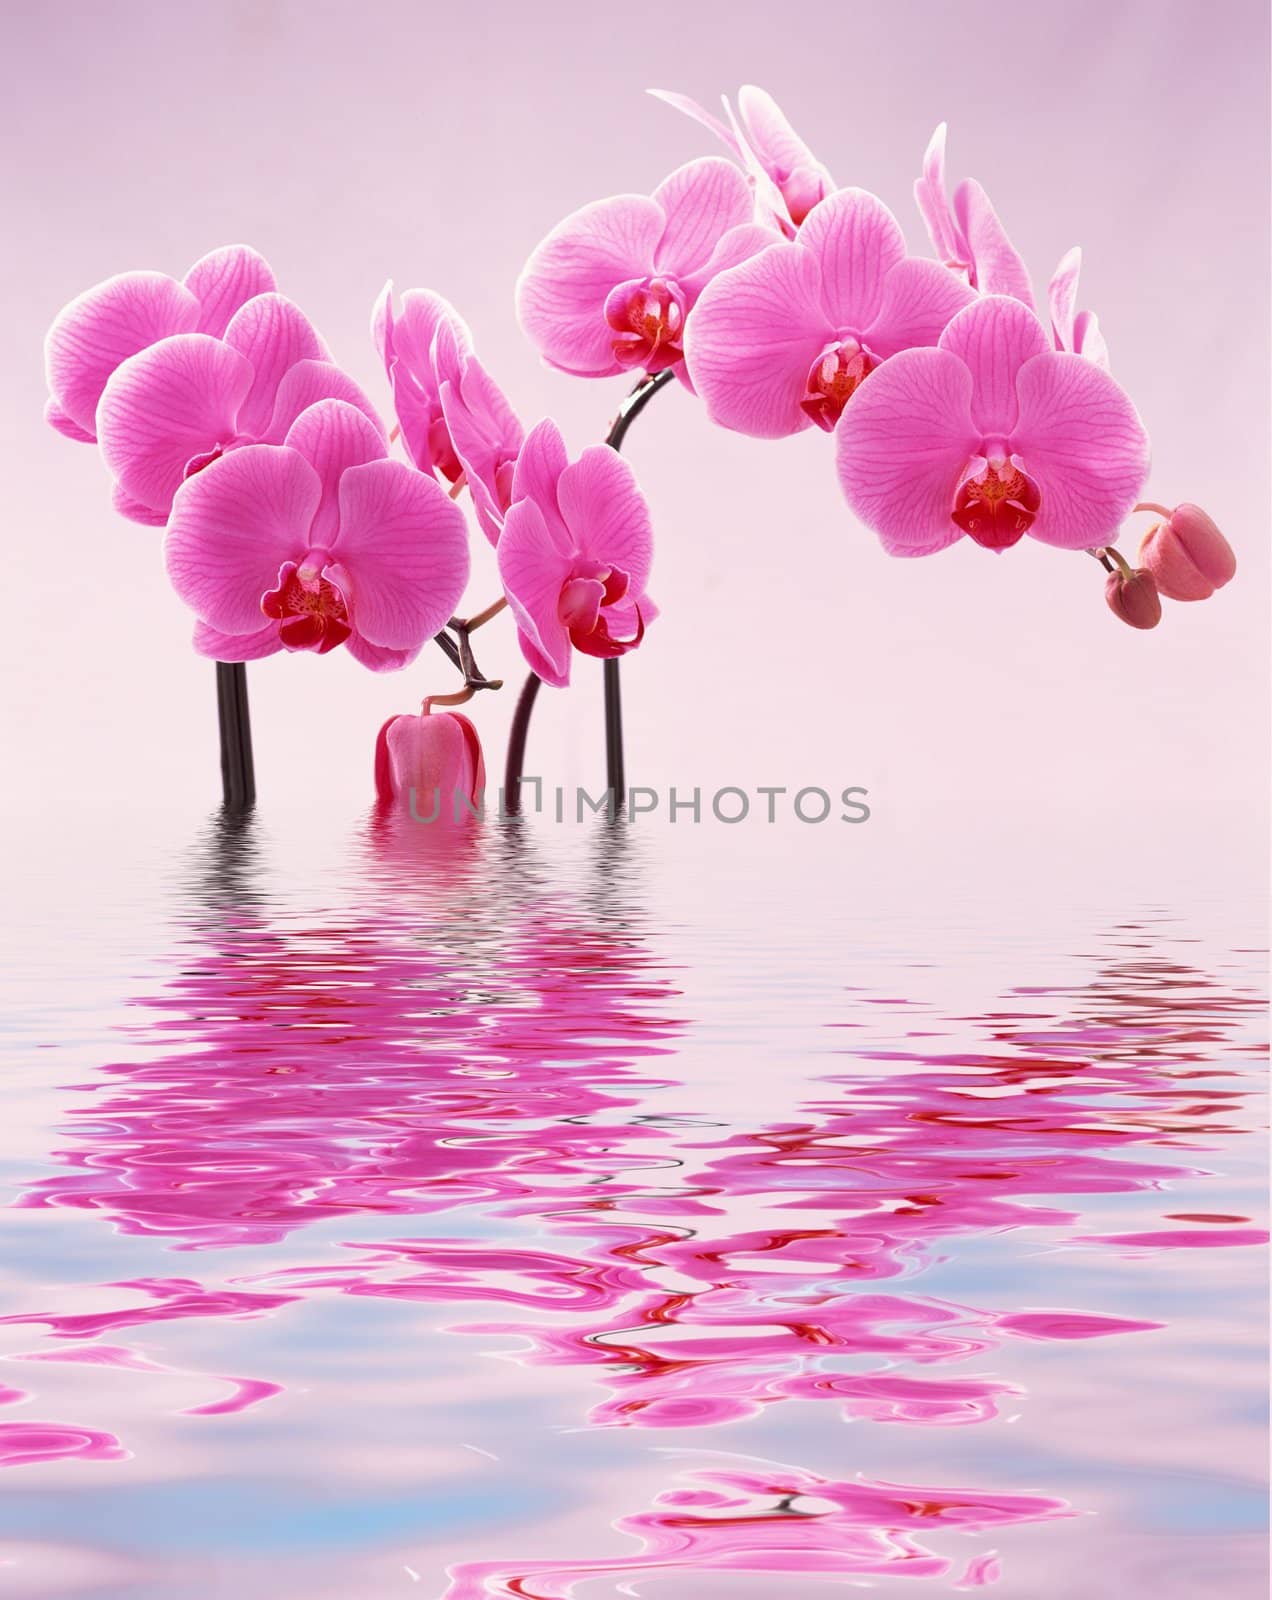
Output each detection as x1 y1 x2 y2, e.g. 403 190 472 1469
1105 565 1162 630
1137 503 1236 602
374 705 486 819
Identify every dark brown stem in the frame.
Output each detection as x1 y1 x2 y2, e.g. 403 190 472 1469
216 662 255 811
503 671 542 815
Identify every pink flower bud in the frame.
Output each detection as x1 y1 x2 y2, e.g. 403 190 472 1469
1137 503 1236 601
1105 566 1162 630
374 706 485 819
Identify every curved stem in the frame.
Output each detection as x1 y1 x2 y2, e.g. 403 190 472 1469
503 671 542 815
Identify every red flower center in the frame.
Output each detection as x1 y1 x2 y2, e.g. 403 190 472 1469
952 460 1042 550
261 558 352 653
800 337 876 430
605 278 687 373
558 561 645 660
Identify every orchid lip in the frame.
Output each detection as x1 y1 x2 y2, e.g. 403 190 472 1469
605 277 688 370
261 558 352 653
800 336 876 431
951 457 1042 551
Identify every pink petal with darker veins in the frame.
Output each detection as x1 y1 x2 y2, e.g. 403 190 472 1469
192 619 283 661
283 398 387 545
44 397 96 442
685 241 829 437
651 157 754 276
45 269 201 437
223 293 328 439
330 459 469 651
1012 352 1149 549
863 256 976 360
166 444 320 635
97 333 254 515
183 245 276 338
557 445 653 591
939 295 1051 437
914 123 965 267
497 496 574 686
516 195 664 377
509 417 571 542
835 347 979 556
111 482 169 526
953 178 1035 308
798 188 907 332
262 359 383 446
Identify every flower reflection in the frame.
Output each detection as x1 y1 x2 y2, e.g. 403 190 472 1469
3 825 1265 1594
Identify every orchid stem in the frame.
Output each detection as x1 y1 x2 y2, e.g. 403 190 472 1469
599 368 674 804
215 662 255 811
452 596 508 633
503 671 542 815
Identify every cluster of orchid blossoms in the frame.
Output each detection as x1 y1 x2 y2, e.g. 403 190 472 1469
44 87 1235 817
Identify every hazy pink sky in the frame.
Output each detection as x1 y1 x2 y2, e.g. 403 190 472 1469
2 0 1267 893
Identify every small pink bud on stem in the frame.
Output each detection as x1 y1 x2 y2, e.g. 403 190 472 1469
1099 545 1162 630
1135 502 1236 601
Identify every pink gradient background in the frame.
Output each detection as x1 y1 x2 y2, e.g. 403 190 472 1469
2 0 1268 891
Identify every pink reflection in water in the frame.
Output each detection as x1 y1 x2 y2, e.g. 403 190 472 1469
4 818 1267 1591
441 1455 1069 1597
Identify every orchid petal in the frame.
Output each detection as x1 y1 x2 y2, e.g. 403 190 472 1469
1048 246 1081 353
797 188 907 332
98 333 254 514
165 444 319 634
647 89 744 160
284 399 387 545
1073 308 1110 370
441 354 523 546
735 84 833 225
864 256 976 359
345 632 421 672
260 358 383 445
516 195 663 377
835 347 979 556
183 246 276 338
940 295 1050 438
44 398 96 443
679 222 774 300
913 123 964 267
331 460 469 649
497 496 573 686
684 241 828 437
651 157 753 275
111 482 168 526
510 418 572 546
1013 352 1150 549
45 271 201 438
557 445 653 591
192 619 283 661
953 179 1035 307
223 293 328 439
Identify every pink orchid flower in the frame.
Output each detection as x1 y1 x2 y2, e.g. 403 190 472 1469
373 285 524 544
497 419 654 687
685 187 976 438
915 124 1035 309
835 295 1150 556
165 398 469 670
650 85 834 237
515 158 771 387
1047 247 1110 369
97 293 379 526
44 244 275 446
